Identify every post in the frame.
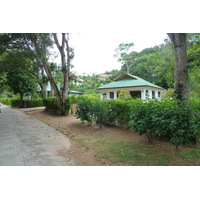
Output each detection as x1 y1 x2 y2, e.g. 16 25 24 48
155 91 158 99
143 89 146 100
149 89 152 99
114 91 117 99
107 92 110 100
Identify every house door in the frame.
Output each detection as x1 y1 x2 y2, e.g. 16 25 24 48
130 91 141 98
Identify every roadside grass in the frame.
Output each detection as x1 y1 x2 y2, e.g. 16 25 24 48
174 146 200 165
74 137 200 166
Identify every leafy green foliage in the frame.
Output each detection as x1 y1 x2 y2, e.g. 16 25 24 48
9 98 43 108
0 98 44 108
76 95 200 148
0 98 10 105
75 95 107 128
162 88 174 99
129 99 199 148
5 68 36 99
43 97 71 114
23 99 44 108
106 99 134 127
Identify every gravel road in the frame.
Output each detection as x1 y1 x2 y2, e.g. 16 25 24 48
0 104 75 166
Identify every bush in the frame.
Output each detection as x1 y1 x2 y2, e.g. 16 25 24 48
9 98 44 108
129 100 160 143
75 95 108 128
129 99 198 147
75 95 200 148
0 98 10 105
24 98 43 107
76 96 139 128
43 97 71 114
68 95 77 104
9 99 21 107
106 99 136 127
189 98 200 143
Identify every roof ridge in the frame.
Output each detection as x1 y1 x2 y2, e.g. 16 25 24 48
97 73 164 90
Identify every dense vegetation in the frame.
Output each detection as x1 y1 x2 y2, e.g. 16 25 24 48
0 33 74 115
1 33 200 100
71 34 200 97
43 97 72 114
75 95 200 149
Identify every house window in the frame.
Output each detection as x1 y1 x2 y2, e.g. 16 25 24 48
152 91 155 98
130 91 141 98
158 92 161 97
103 93 107 99
110 92 114 99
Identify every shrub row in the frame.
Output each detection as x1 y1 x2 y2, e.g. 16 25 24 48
75 96 200 148
43 97 71 114
129 99 198 148
0 98 44 107
0 97 73 114
0 98 10 105
10 98 44 108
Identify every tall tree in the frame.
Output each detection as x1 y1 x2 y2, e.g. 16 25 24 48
6 68 36 104
28 33 73 115
0 33 74 115
167 33 189 100
114 43 135 74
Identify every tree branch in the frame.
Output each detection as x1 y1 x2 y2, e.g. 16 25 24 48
52 33 62 54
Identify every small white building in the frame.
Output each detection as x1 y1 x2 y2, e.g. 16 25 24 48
97 74 164 100
38 81 83 97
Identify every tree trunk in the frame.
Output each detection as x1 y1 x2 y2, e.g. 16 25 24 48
167 33 189 100
53 33 71 115
147 133 152 144
42 57 66 115
19 92 24 107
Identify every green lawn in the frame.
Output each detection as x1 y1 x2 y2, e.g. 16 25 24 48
75 137 200 166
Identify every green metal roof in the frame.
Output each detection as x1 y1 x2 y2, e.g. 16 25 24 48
97 74 164 90
69 90 83 94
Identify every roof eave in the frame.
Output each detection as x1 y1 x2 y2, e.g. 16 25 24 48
97 85 164 90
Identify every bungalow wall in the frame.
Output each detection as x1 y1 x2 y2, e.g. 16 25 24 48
99 86 163 100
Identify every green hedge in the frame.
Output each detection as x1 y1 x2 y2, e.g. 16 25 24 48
9 98 44 108
43 97 71 114
76 95 107 128
0 98 10 105
106 99 138 127
75 96 200 148
0 98 44 108
129 99 197 147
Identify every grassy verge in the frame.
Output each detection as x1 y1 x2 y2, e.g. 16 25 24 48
175 146 200 165
74 137 200 166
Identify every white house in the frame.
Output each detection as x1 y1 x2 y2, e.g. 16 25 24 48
97 74 164 100
38 81 83 97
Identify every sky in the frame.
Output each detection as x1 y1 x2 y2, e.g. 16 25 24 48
52 32 168 76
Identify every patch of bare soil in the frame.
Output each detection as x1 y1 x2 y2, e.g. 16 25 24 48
26 109 148 166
